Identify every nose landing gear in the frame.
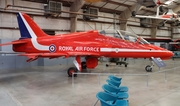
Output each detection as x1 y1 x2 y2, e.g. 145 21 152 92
145 65 152 72
145 59 154 72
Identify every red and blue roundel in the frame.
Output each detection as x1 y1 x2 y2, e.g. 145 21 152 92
49 44 56 52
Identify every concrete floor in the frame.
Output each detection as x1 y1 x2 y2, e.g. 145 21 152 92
0 58 180 106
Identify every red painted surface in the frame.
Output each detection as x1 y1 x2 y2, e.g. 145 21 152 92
0 12 174 70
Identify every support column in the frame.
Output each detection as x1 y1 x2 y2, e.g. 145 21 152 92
151 19 157 38
119 4 139 31
70 0 85 32
119 20 127 31
170 5 180 39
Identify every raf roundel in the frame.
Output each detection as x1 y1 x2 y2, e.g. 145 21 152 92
49 44 56 52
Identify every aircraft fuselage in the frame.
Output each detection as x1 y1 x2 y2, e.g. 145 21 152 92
12 30 173 59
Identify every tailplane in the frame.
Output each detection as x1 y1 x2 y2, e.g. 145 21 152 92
17 12 48 39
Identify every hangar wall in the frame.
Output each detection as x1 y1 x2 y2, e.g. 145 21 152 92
173 27 180 39
0 0 176 69
0 0 173 38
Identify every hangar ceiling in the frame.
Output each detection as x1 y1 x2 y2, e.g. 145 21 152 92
22 0 134 15
1 0 180 38
21 0 180 16
1 0 176 37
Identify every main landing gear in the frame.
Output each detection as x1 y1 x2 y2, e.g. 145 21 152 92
67 67 78 77
145 59 154 72
67 56 98 77
67 62 87 77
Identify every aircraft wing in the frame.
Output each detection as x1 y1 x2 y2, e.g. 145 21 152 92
19 53 68 58
67 52 100 56
19 53 68 62
19 52 101 62
0 40 27 46
134 15 172 20
20 52 100 57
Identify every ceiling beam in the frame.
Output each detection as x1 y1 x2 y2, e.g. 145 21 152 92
105 0 131 8
173 5 180 13
119 4 137 30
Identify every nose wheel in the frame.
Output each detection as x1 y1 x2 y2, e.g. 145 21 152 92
145 65 152 72
145 59 154 72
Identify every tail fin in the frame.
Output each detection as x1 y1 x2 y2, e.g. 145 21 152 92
17 12 48 39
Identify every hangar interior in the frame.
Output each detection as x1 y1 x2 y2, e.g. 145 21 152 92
0 0 180 106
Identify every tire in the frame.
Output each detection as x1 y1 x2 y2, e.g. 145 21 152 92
125 64 127 67
159 6 164 13
67 67 77 77
145 65 152 72
132 11 136 17
106 64 109 67
116 62 119 65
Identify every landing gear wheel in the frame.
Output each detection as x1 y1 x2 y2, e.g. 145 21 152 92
116 62 119 65
145 65 152 72
159 6 164 13
132 11 136 17
106 64 109 67
67 67 77 77
125 64 127 67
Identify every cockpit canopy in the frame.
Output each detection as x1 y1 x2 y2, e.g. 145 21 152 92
99 29 150 44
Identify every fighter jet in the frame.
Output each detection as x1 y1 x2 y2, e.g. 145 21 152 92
0 12 173 76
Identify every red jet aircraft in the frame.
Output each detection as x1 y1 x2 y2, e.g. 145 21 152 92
0 12 173 77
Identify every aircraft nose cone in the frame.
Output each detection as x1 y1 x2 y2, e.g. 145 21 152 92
165 50 174 58
169 51 174 57
161 50 174 60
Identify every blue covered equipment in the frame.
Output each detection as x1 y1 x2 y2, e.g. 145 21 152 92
108 75 122 82
102 84 128 99
96 92 128 106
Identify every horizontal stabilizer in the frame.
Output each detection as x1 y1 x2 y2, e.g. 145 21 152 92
0 40 27 46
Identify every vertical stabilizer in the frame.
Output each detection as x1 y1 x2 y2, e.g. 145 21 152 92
17 12 48 39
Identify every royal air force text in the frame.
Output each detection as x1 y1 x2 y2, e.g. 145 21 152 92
59 46 99 52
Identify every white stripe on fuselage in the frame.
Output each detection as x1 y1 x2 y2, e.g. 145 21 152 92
19 13 49 51
100 48 167 52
